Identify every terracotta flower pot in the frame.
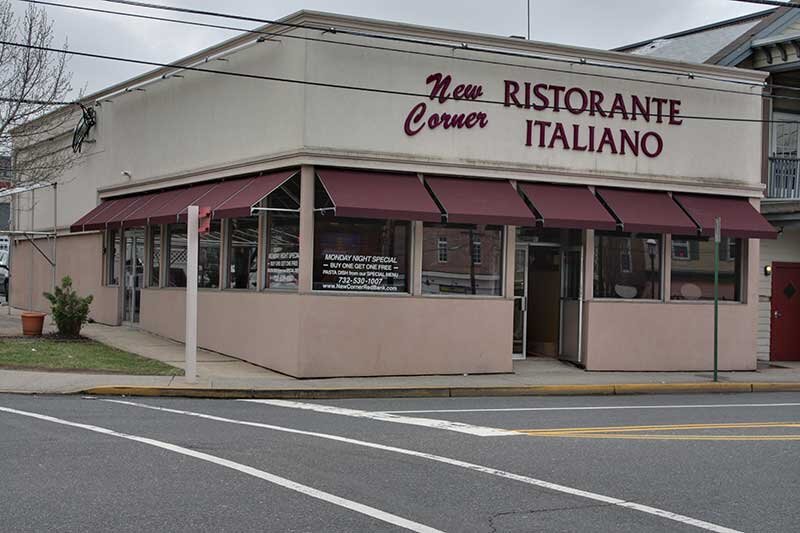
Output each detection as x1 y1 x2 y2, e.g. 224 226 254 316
21 312 46 336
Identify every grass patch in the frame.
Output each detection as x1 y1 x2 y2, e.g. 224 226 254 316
0 337 183 376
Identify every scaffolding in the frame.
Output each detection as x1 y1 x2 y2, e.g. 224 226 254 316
0 182 58 314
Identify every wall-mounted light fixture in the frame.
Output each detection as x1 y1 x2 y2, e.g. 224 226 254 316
764 264 772 276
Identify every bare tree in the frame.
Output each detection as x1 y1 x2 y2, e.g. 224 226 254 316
0 1 80 187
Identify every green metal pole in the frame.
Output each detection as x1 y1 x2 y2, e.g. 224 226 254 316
713 217 720 382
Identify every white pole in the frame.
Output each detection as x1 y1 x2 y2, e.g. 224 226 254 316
185 205 198 384
52 182 57 292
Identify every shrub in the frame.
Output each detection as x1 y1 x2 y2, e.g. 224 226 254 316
43 276 94 337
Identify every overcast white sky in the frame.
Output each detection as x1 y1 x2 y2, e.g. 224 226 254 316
10 0 773 96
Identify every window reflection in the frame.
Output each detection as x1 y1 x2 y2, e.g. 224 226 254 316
594 233 661 300
227 217 259 290
422 224 503 296
671 237 741 301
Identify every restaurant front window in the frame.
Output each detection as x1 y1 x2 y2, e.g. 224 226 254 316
671 237 742 301
148 226 161 287
594 233 661 300
227 217 259 290
167 223 187 288
422 224 504 296
266 213 300 290
106 229 120 286
313 216 409 293
198 220 221 289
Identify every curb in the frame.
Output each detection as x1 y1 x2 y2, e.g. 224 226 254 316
82 382 800 400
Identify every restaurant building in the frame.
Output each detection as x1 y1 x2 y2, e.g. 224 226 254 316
9 11 777 377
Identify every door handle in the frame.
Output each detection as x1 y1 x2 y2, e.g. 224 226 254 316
774 310 782 319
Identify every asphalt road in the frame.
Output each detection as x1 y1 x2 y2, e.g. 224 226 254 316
1 392 799 532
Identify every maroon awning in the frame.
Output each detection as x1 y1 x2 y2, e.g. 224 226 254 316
214 169 297 219
518 183 617 230
121 188 187 228
70 201 115 232
146 182 217 225
70 170 299 232
81 196 146 232
596 188 698 235
673 194 778 239
315 169 441 222
425 177 535 226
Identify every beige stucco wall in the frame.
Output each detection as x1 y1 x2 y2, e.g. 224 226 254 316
16 36 307 233
139 289 302 376
303 28 764 191
139 288 512 377
583 301 757 371
9 233 119 325
296 294 512 377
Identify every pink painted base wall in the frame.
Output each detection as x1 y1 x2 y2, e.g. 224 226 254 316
140 289 513 377
10 234 119 325
582 301 757 371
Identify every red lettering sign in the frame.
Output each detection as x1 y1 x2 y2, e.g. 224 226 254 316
403 72 489 137
405 72 683 158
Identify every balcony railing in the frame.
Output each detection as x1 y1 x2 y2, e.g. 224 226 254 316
768 156 800 199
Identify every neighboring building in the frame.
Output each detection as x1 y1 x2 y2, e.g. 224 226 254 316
618 4 800 362
9 11 777 376
0 155 11 232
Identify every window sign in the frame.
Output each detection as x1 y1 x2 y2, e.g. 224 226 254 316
313 217 409 293
266 213 299 290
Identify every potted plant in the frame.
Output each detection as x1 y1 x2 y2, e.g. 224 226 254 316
42 276 93 337
20 310 47 336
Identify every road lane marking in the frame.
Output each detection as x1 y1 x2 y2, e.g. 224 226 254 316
517 421 800 441
102 399 743 533
240 399 519 437
529 434 800 441
518 422 800 435
384 402 800 414
0 406 442 533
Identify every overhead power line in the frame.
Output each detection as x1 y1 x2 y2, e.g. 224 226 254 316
21 0 800 105
94 0 771 89
2 38 799 125
54 0 800 97
729 0 799 8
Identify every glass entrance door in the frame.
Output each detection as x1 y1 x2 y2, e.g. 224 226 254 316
123 228 145 323
559 246 583 362
512 245 529 359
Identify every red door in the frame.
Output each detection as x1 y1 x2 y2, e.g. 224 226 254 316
770 263 800 361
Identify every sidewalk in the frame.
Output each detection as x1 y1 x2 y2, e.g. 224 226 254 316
1 305 799 398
